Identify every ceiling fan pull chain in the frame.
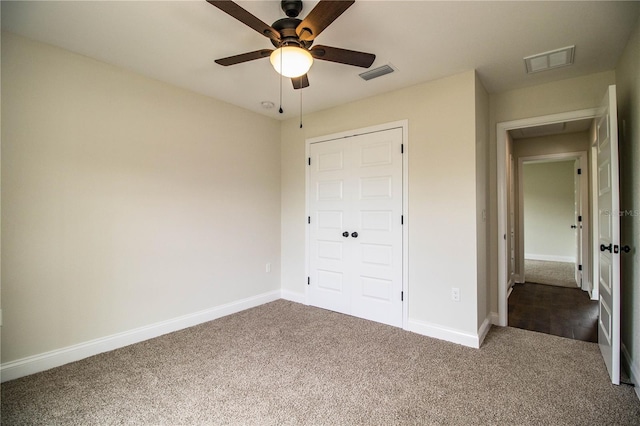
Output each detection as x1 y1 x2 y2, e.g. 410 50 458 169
299 88 303 128
279 52 284 114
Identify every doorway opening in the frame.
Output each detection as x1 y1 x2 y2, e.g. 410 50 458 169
509 152 598 342
497 108 599 328
517 152 590 291
497 85 621 384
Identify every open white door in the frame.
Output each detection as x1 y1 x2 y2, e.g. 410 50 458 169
596 85 620 385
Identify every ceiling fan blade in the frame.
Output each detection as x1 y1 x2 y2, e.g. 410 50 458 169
292 74 310 90
296 0 355 42
207 0 281 42
215 49 273 66
310 45 375 68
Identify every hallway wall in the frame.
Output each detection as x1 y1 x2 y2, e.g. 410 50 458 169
522 160 576 262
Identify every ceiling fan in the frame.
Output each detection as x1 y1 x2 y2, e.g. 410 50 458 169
208 0 376 90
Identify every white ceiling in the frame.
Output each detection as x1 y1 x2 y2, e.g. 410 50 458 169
2 1 639 120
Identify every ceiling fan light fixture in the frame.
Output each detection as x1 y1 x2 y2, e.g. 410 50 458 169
270 46 313 78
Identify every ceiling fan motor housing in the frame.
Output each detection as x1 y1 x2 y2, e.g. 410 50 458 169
281 0 303 18
271 17 312 49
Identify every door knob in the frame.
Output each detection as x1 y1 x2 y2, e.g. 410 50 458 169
351 232 358 238
621 245 631 253
571 225 577 229
342 232 349 238
600 244 612 253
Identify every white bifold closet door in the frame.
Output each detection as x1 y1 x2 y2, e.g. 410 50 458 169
308 127 403 327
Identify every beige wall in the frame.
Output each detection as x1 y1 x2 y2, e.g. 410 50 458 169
489 71 616 315
281 71 484 335
522 161 576 260
475 73 490 327
512 132 591 159
615 16 640 387
1 33 282 362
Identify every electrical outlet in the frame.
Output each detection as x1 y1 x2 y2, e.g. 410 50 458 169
451 288 460 302
266 263 271 273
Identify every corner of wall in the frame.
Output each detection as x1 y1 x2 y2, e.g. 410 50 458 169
622 343 640 401
475 71 491 329
407 319 484 349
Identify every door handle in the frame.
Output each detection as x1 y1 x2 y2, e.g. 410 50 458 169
342 232 349 238
351 232 358 238
621 245 631 253
600 244 612 253
571 225 577 229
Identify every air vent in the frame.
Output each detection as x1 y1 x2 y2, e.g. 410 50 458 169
359 64 396 81
524 45 575 74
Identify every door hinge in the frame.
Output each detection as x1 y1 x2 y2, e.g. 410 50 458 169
577 168 582 175
307 277 310 285
308 216 311 224
308 157 311 166
578 215 582 222
401 144 404 154
401 291 404 301
401 215 404 225
578 265 582 271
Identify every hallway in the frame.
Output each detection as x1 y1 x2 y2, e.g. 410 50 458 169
508 282 598 342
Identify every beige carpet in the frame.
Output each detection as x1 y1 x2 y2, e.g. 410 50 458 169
525 259 578 288
3 300 640 425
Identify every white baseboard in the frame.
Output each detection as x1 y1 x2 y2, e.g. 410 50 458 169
622 342 640 401
280 289 306 304
525 254 575 263
490 312 500 326
406 319 482 348
1 290 281 383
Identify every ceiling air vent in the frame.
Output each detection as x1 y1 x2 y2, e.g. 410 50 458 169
524 45 575 74
359 64 396 81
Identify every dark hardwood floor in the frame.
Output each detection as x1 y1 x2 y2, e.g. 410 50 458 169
508 282 598 342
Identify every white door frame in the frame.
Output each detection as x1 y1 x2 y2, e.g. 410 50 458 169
516 151 589 290
590 142 600 302
305 120 409 329
497 109 598 326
